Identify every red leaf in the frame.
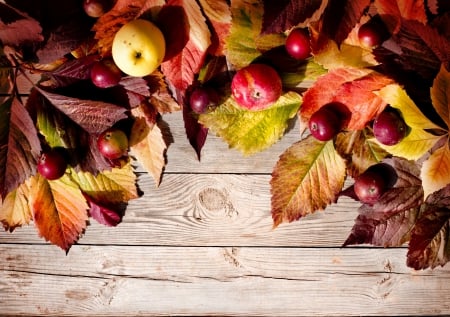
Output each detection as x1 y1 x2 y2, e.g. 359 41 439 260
48 55 99 88
344 157 424 248
261 0 326 34
0 97 41 199
118 76 151 108
314 0 371 48
160 0 211 92
0 2 44 47
183 104 208 160
300 68 393 131
37 87 128 135
85 194 124 227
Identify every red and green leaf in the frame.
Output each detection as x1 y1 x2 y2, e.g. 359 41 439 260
271 136 346 227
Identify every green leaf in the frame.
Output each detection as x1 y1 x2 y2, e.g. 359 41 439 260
198 91 301 155
271 136 347 227
225 0 285 69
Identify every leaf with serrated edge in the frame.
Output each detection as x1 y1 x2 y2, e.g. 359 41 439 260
431 65 450 129
374 84 443 160
271 136 346 227
30 173 88 251
0 181 31 232
161 0 211 91
0 97 41 199
199 91 301 155
225 0 285 69
421 142 450 198
72 163 139 204
130 106 167 186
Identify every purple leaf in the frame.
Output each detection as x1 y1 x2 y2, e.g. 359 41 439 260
183 104 208 160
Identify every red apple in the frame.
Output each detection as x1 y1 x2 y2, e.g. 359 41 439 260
83 0 114 18
231 64 282 111
90 59 122 88
97 128 129 160
37 148 68 180
285 28 311 60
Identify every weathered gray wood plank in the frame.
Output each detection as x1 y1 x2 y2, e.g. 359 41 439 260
1 245 449 316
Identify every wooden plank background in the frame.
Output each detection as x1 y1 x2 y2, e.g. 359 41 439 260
1 71 450 316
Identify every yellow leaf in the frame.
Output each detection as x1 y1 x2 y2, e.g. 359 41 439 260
0 181 32 231
375 84 443 160
421 142 450 198
72 163 139 204
431 64 450 129
130 106 167 186
30 174 88 251
377 84 442 130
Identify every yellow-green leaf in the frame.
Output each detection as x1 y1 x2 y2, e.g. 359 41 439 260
225 0 285 69
0 181 32 231
375 84 443 159
72 163 139 204
421 141 450 198
271 136 347 228
199 91 302 155
30 173 88 251
431 64 450 129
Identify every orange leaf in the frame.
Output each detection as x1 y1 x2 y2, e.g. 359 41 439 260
0 181 32 232
271 136 346 228
130 105 167 186
421 142 450 198
374 0 427 34
160 0 211 91
198 0 231 56
431 64 450 129
300 68 393 132
30 174 88 251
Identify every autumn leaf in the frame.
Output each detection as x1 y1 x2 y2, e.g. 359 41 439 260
146 71 181 113
374 0 427 34
315 0 371 47
0 2 44 47
71 163 139 226
36 87 128 135
271 136 346 227
0 181 32 232
225 0 285 69
431 64 450 129
129 105 167 186
160 0 211 92
48 55 99 88
374 84 443 160
335 129 389 178
421 142 450 199
198 0 231 56
407 185 450 270
300 68 393 132
199 91 302 155
344 157 424 247
30 173 89 251
0 96 41 199
261 0 327 34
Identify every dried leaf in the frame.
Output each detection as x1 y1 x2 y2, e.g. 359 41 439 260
261 0 327 34
271 136 346 227
198 0 231 56
130 105 167 186
374 0 427 34
0 2 44 46
160 0 211 92
199 91 302 155
30 173 89 251
421 143 450 199
37 87 128 135
431 64 450 129
0 97 41 199
0 181 32 232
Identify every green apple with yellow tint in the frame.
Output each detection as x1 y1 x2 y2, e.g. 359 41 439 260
112 19 166 77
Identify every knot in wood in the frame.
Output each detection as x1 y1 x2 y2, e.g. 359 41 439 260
198 188 228 211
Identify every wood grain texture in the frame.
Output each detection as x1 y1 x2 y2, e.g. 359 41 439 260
1 245 450 316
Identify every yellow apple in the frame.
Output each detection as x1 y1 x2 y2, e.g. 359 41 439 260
112 19 166 77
